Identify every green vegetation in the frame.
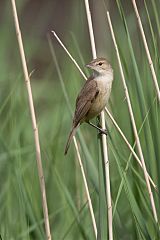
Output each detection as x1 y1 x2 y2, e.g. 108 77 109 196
0 0 160 239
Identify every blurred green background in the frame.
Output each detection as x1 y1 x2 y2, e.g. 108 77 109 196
0 0 160 239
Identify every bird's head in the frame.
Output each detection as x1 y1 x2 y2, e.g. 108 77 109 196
86 57 113 75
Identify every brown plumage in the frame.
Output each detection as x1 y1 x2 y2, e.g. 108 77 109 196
64 57 113 154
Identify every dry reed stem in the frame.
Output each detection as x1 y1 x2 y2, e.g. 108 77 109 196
84 0 113 239
107 11 158 222
11 0 52 239
48 37 97 238
73 137 97 238
105 107 157 191
132 0 160 102
51 31 157 192
51 31 87 81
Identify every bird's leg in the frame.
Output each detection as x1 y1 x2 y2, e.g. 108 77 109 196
96 114 108 134
96 114 101 128
87 121 107 135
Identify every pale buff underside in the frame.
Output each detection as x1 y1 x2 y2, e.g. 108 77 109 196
83 74 113 122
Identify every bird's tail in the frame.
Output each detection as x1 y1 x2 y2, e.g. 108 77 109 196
64 125 78 155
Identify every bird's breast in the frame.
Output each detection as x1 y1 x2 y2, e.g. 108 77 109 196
85 77 113 120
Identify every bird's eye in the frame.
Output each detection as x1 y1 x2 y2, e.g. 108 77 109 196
98 62 102 66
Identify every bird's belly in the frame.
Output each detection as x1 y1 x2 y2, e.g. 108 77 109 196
85 81 112 121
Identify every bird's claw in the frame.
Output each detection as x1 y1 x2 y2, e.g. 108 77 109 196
98 128 108 136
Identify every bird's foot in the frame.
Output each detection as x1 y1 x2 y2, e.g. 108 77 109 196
87 121 108 136
98 128 108 136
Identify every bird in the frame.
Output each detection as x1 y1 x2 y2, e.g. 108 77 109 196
64 57 113 155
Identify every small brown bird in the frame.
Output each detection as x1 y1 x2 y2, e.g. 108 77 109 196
64 57 113 154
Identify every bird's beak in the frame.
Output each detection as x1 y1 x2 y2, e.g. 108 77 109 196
85 63 93 69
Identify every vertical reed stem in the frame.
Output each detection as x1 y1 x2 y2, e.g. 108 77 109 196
11 0 52 238
84 0 113 239
132 0 160 102
107 11 158 223
73 137 97 238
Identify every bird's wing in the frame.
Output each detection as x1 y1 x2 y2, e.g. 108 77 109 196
73 77 99 126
